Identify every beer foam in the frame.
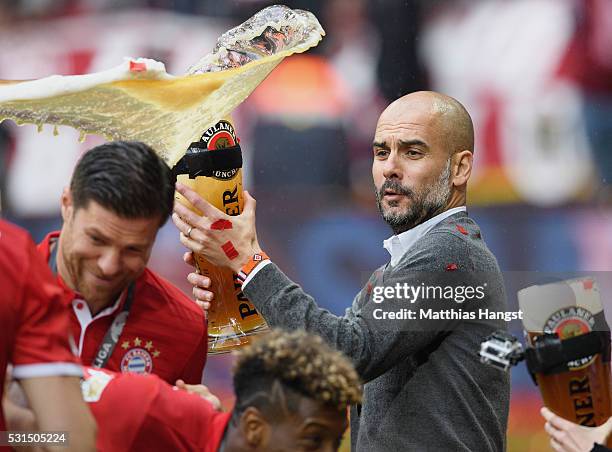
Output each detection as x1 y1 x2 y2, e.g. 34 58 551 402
0 58 170 103
0 6 325 166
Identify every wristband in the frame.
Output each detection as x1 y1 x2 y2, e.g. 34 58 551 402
236 251 270 284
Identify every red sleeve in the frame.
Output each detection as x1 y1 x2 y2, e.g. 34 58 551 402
11 234 81 379
87 371 157 452
179 316 208 384
131 379 228 452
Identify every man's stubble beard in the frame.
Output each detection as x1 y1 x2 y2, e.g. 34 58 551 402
375 158 452 235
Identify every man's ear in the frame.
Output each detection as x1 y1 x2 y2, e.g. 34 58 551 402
452 150 473 187
60 188 73 222
240 407 270 449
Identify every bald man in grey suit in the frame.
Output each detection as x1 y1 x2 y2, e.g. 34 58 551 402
174 91 510 451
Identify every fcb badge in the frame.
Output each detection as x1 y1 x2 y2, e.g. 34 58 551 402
120 337 160 374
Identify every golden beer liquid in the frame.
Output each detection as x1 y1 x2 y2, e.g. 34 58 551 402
174 120 268 354
527 332 612 445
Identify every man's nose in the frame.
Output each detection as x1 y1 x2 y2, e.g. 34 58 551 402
97 249 122 277
382 151 402 180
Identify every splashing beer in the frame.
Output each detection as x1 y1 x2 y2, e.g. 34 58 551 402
0 5 325 167
0 5 325 353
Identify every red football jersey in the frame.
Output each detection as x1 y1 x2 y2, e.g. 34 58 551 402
82 367 230 452
0 221 82 432
38 232 208 384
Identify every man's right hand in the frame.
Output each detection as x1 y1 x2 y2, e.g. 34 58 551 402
183 251 214 312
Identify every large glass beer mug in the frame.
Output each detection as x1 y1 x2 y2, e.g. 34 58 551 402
518 277 612 445
173 118 269 354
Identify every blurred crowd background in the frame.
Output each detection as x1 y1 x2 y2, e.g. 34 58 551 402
1 0 611 450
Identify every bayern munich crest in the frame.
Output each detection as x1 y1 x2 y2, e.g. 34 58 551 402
544 306 596 370
120 337 159 374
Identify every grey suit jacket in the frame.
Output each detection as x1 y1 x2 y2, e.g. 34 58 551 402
243 211 510 451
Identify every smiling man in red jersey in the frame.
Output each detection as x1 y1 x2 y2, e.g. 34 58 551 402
37 141 207 384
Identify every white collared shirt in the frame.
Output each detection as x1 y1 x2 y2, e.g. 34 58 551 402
383 206 467 266
71 295 123 356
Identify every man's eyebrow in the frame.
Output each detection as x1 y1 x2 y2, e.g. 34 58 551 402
85 226 108 240
372 139 429 149
372 141 388 149
398 139 428 148
85 226 147 249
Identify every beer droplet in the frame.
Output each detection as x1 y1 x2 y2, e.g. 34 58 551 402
37 123 43 133
53 126 59 136
78 131 86 142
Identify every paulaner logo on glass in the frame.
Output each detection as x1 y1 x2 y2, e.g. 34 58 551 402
372 283 486 304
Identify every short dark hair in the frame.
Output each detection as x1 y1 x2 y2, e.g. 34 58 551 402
70 141 174 225
232 330 362 421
